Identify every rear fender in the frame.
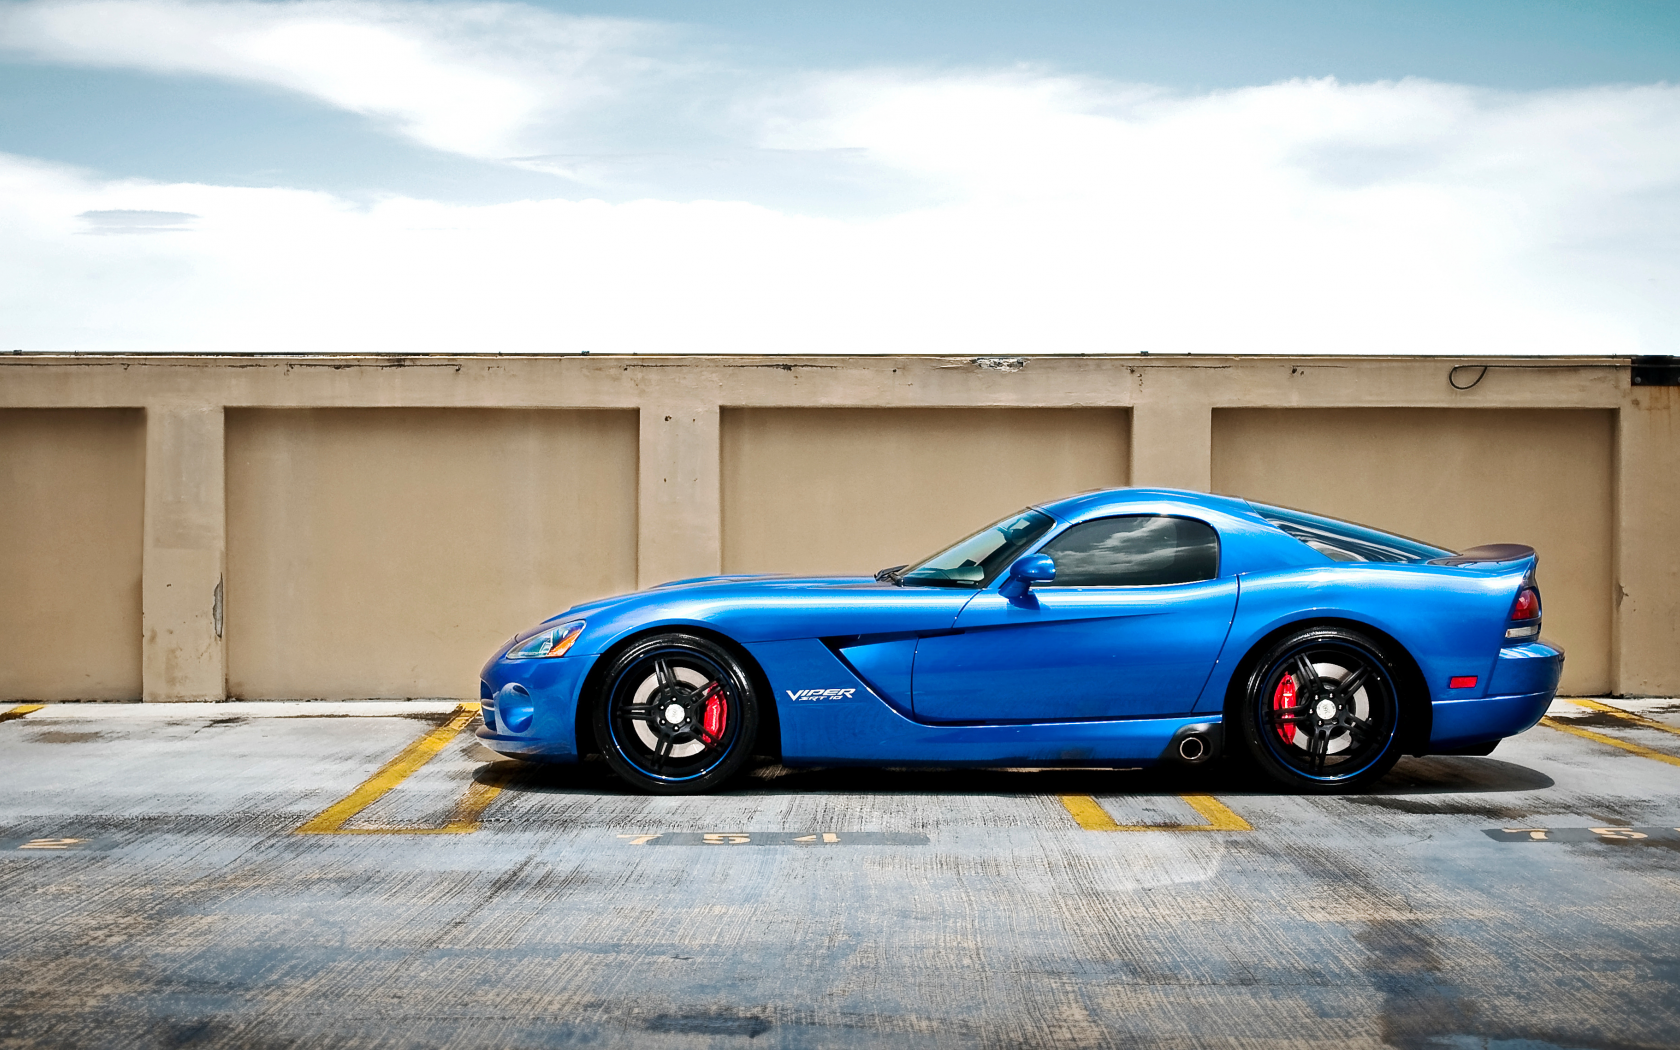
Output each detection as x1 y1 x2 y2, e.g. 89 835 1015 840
1213 615 1433 754
1195 563 1523 727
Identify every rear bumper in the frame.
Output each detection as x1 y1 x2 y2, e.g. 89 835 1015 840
1485 640 1565 697
1427 641 1563 751
1428 690 1553 751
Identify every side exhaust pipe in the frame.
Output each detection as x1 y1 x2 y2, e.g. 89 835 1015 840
1162 722 1222 765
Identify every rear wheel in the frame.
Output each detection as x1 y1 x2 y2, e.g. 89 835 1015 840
1236 627 1406 792
592 633 758 794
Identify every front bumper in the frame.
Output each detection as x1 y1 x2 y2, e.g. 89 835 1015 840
1427 640 1563 751
473 728 580 762
475 649 598 764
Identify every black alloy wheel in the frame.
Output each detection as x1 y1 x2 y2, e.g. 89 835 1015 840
1236 626 1406 792
593 632 759 794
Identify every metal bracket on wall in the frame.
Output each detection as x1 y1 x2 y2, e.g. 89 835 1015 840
1632 356 1680 386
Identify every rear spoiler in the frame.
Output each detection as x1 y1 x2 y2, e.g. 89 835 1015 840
1428 544 1535 567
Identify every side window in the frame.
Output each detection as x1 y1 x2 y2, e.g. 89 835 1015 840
1038 515 1219 587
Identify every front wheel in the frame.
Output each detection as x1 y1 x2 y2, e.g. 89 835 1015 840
1236 627 1407 793
592 633 759 794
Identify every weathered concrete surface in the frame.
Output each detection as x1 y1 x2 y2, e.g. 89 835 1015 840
0 409 145 700
223 409 639 700
142 407 226 703
720 407 1129 577
1212 408 1617 693
2 698 1679 1049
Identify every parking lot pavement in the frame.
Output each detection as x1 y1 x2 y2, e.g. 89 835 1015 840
3 698 1680 1049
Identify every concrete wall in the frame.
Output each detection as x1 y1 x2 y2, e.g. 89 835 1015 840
0 409 145 700
226 409 638 699
722 408 1129 575
0 354 1674 700
1211 408 1614 694
1617 384 1680 696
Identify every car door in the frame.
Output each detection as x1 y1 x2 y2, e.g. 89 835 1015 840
910 514 1238 722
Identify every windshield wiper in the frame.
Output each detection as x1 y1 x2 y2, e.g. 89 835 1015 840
874 564 909 585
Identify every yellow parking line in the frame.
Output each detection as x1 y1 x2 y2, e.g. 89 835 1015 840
1059 794 1123 830
1541 717 1680 770
1 704 45 724
438 763 519 833
1058 793 1252 832
1180 794 1254 831
303 765 516 836
1563 698 1680 739
296 704 479 834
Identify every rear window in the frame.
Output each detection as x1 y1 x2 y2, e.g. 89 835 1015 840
1251 503 1452 564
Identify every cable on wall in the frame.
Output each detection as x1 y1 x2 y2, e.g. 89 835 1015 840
1449 365 1489 390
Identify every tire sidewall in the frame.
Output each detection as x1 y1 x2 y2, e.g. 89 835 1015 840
1237 626 1406 793
592 632 759 794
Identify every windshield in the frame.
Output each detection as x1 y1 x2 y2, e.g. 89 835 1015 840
900 509 1055 588
1251 502 1452 564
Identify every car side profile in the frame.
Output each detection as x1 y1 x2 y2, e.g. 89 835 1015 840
477 488 1563 794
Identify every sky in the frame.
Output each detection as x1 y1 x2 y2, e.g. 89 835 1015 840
1 0 1677 355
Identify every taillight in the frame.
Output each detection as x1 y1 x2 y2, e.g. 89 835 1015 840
1511 589 1539 620
1505 582 1541 642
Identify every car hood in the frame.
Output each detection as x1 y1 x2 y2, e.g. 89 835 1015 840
522 573 976 658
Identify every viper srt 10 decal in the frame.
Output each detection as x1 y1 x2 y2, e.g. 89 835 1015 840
786 688 857 702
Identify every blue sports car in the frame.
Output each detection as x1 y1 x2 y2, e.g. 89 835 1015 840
478 488 1562 794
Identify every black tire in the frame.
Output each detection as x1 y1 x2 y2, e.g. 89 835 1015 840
592 632 759 794
1235 626 1407 793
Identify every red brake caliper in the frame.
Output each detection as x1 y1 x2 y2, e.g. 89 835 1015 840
699 683 727 746
1273 673 1298 745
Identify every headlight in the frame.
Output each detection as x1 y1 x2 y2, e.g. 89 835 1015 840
506 620 585 659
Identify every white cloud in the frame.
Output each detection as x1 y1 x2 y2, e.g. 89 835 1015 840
0 0 673 157
0 2 1677 355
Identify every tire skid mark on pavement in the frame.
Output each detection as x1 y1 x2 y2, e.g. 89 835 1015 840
1563 697 1680 739
1058 792 1252 832
1542 704 1680 770
296 703 508 834
0 704 45 724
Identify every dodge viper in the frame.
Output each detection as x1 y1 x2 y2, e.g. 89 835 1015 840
477 488 1562 793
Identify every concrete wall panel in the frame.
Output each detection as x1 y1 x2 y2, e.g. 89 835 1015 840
1616 387 1680 695
0 409 144 700
1212 408 1613 694
722 408 1130 576
226 409 638 699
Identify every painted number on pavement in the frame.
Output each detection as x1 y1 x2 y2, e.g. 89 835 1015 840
0 836 107 853
1485 826 1680 843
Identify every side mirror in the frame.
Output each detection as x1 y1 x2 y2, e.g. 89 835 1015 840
999 553 1055 599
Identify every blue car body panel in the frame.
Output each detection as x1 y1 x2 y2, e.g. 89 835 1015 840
913 578 1239 721
478 488 1563 767
746 637 1217 765
476 651 598 761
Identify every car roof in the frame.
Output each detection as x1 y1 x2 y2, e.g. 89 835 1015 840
1035 487 1261 524
1033 487 1331 575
